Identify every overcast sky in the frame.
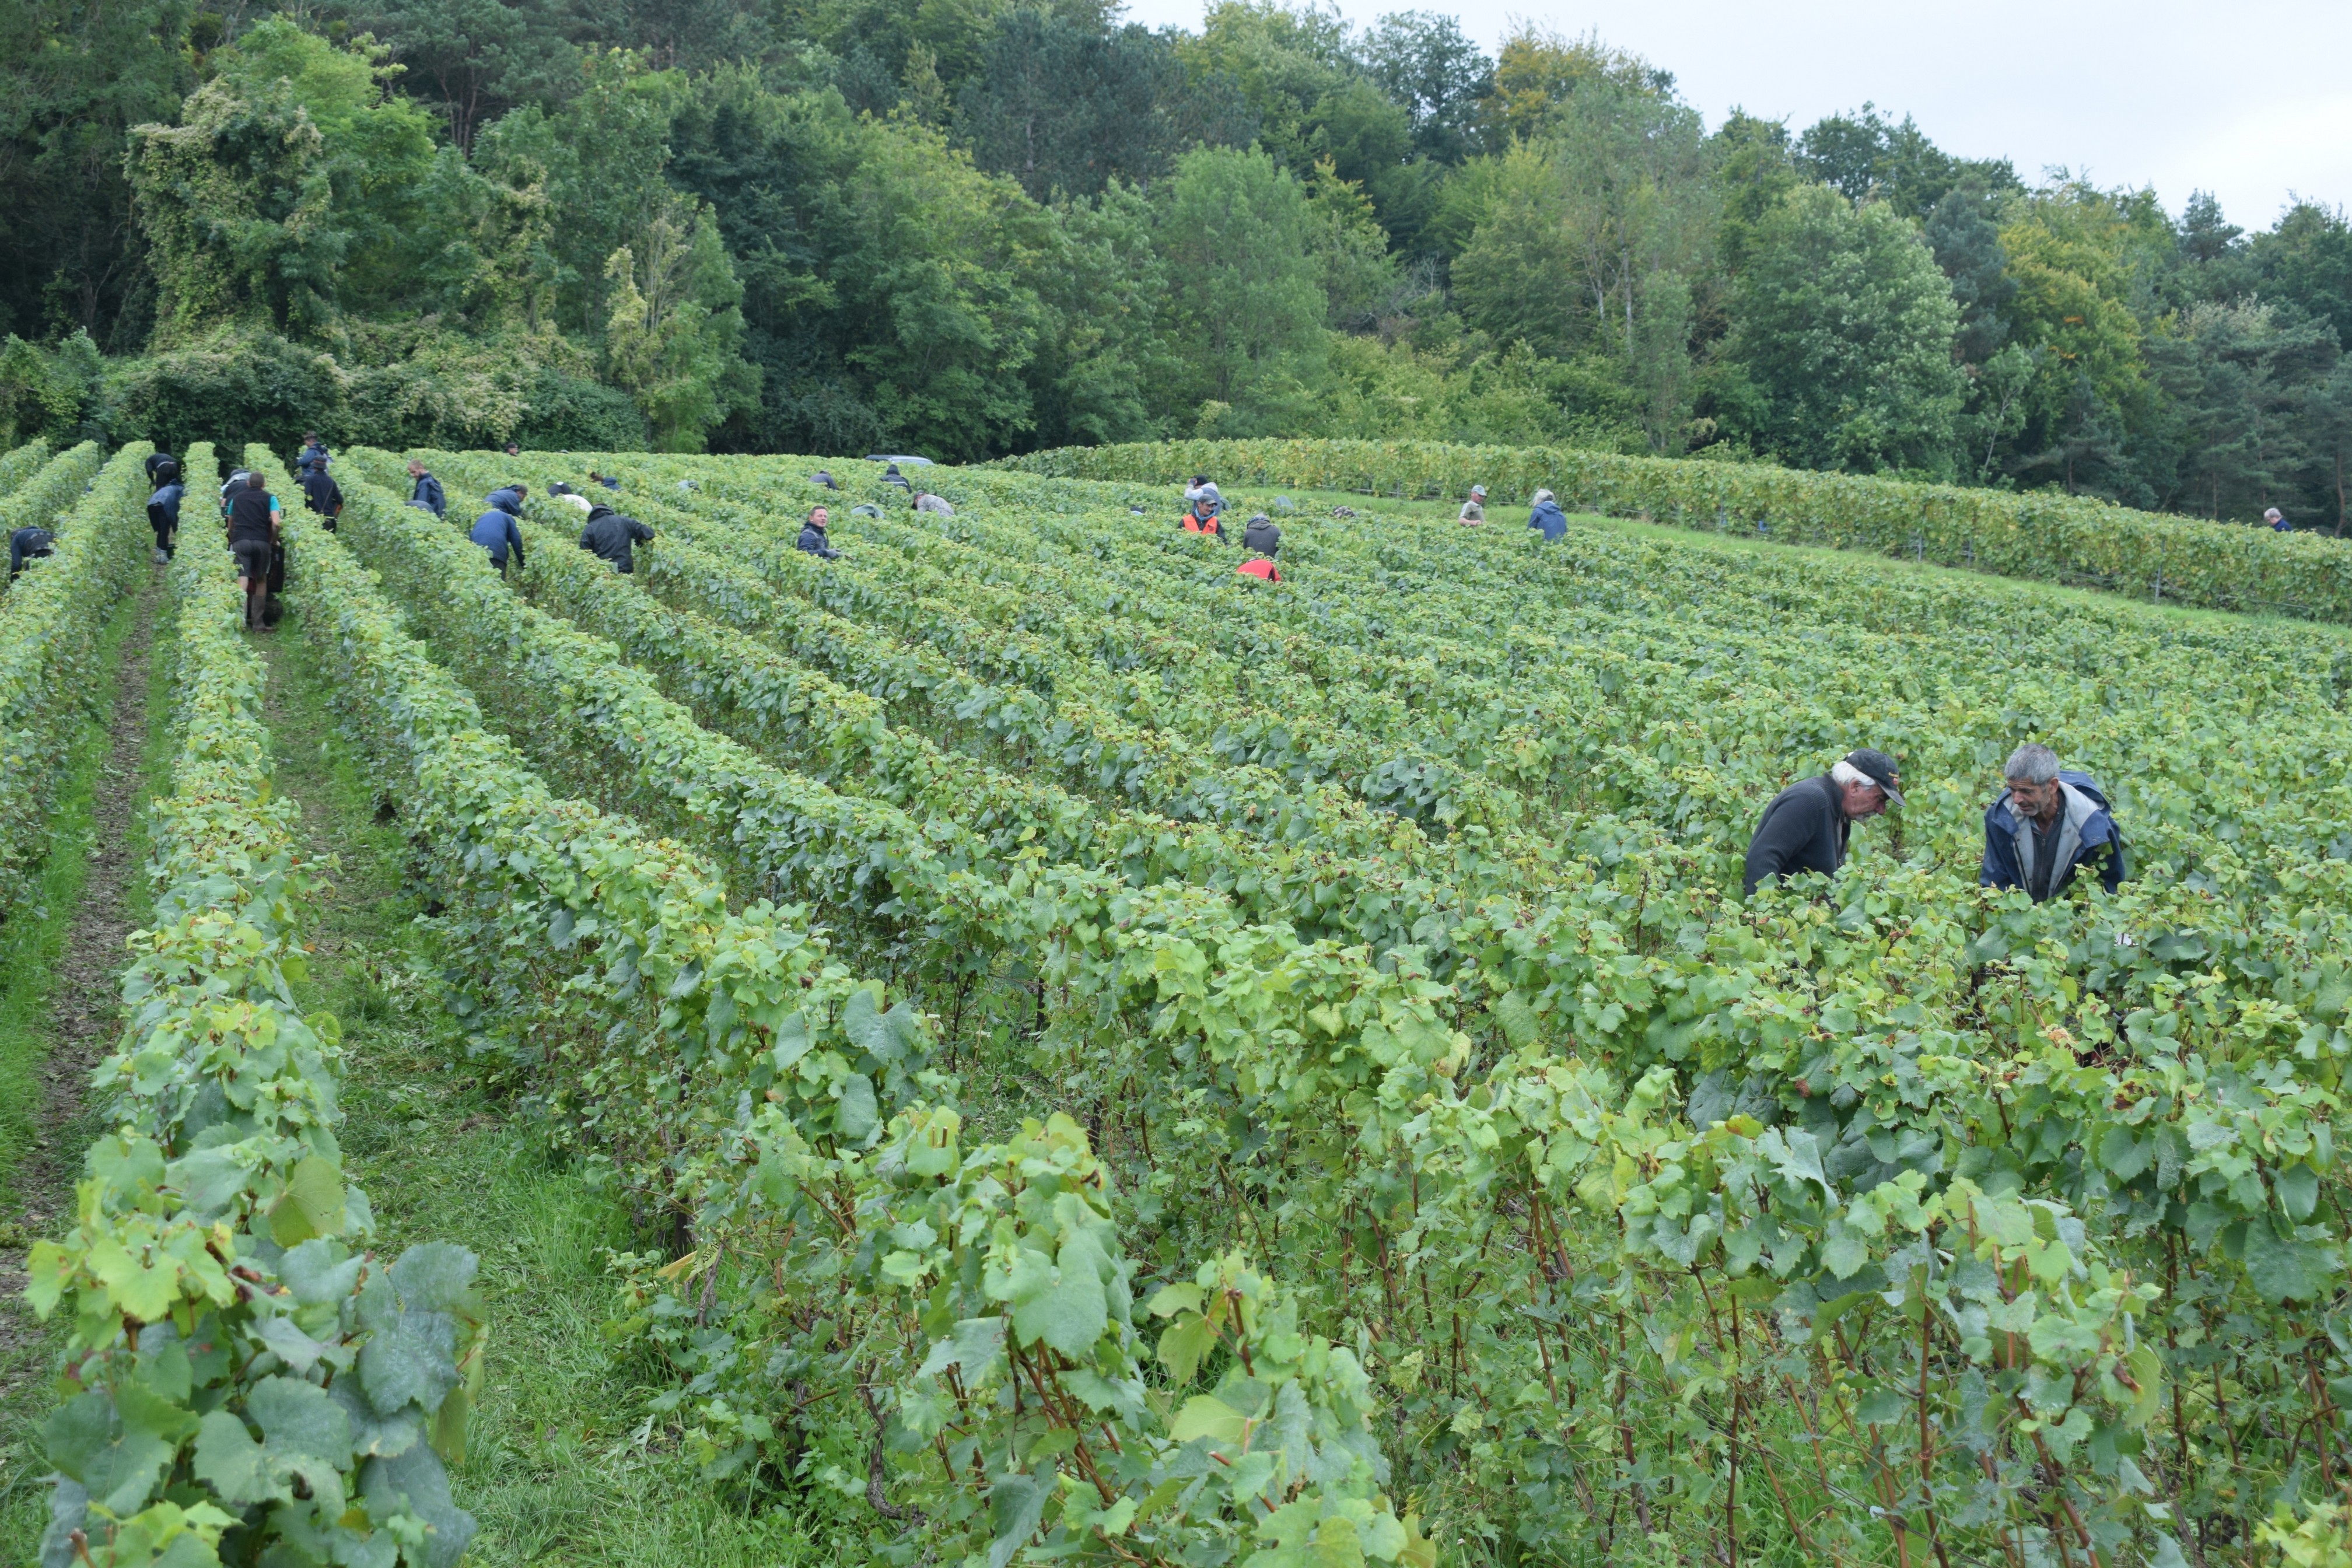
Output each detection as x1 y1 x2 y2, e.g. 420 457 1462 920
1118 0 2352 231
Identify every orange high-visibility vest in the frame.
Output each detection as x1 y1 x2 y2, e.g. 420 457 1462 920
1180 510 1222 536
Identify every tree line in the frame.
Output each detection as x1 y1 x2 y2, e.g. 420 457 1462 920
5 0 2351 526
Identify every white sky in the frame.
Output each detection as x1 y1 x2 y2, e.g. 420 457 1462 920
1119 0 2352 231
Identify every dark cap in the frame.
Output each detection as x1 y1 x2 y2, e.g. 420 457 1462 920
1843 748 1905 808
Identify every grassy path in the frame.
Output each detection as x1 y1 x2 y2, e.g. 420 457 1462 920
0 569 172 1555
248 606 821 1566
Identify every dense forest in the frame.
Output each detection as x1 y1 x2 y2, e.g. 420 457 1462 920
6 0 2352 526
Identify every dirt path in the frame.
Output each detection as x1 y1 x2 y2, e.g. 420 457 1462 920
0 573 162 1405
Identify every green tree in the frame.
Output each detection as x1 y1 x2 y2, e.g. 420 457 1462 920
1154 144 1327 432
601 197 760 450
1360 10 1492 165
1451 69 1710 452
1723 183 1964 474
1999 180 2165 498
0 0 195 344
125 18 441 338
2148 298 2333 519
1796 103 2018 221
337 0 584 153
955 12 1182 200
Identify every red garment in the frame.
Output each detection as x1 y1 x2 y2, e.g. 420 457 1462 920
1237 558 1280 582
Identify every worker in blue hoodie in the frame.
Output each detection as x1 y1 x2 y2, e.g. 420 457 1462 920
1981 743 2124 900
148 467 185 562
470 485 528 576
1527 488 1567 542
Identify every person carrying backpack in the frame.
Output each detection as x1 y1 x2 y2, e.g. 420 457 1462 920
148 470 185 562
299 455 344 531
225 471 282 629
470 486 527 576
1980 744 2125 900
578 503 655 573
407 459 447 519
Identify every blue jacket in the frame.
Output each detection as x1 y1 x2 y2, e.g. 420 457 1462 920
484 487 523 516
148 482 183 526
797 521 840 560
1528 498 1567 542
411 471 447 517
470 509 525 568
1982 771 2124 900
296 441 330 477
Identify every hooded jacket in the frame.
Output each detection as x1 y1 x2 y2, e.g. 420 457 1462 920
798 519 841 559
579 505 654 572
484 487 524 516
1528 496 1567 542
1242 515 1282 554
1981 772 2124 900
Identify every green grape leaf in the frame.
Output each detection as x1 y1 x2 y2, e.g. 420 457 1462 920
1491 991 1539 1050
2276 1162 2320 1222
278 1239 362 1307
268 1156 346 1247
1169 1395 1246 1445
362 1446 478 1568
834 1073 879 1143
1010 1240 1107 1358
987 1471 1049 1568
2242 1217 2335 1304
359 1308 460 1416
1157 1313 1217 1388
390 1242 478 1314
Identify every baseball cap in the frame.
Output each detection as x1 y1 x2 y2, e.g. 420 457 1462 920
1844 748 1905 808
1470 484 1486 496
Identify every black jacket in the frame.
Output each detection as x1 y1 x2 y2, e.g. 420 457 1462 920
1242 516 1282 554
579 505 654 572
300 468 343 521
9 526 54 578
1742 775 1851 897
145 452 178 484
797 520 841 559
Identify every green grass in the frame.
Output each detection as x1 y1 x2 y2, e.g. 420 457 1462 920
0 577 175 1562
254 607 825 1566
0 582 167 1217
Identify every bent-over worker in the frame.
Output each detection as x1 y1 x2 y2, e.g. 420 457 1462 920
1742 748 1904 897
579 503 655 573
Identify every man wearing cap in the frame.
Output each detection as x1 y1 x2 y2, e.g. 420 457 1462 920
1459 485 1488 524
1742 749 1904 897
